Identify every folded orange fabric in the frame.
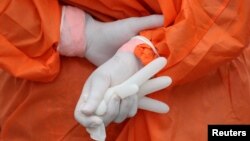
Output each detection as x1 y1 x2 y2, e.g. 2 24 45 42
0 0 61 82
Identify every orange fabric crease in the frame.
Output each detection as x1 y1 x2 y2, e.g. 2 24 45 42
0 0 61 82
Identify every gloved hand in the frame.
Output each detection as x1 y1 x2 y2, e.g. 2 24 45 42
57 6 164 66
84 13 164 66
74 51 142 132
75 56 171 141
96 57 172 123
99 58 172 141
74 37 172 140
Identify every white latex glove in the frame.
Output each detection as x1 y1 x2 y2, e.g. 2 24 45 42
75 50 141 115
75 56 171 141
74 36 172 140
96 57 172 123
74 50 140 140
84 13 164 66
76 58 171 140
58 6 163 66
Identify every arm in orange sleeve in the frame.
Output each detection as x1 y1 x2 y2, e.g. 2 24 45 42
136 0 250 86
0 0 61 82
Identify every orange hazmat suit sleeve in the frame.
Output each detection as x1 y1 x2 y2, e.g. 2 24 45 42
0 0 61 82
138 0 250 86
65 0 250 86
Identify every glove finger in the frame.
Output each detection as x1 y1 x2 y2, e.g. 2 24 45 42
103 95 121 126
86 124 106 141
76 74 93 106
114 84 139 99
82 71 110 115
114 95 135 123
128 95 138 117
118 15 164 34
138 76 172 98
124 57 167 86
74 107 103 128
138 97 169 114
95 88 116 116
95 83 138 116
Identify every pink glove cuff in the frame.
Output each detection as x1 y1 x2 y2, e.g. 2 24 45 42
57 6 86 57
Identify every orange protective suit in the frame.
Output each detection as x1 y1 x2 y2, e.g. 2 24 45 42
0 0 250 141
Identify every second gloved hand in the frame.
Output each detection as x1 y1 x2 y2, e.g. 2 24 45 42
84 13 164 66
58 6 164 66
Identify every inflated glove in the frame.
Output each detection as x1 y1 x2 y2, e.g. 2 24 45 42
57 6 164 66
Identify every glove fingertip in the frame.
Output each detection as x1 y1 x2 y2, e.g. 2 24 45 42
161 76 172 88
157 103 170 113
81 103 95 115
95 101 107 116
162 104 170 113
128 108 137 117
